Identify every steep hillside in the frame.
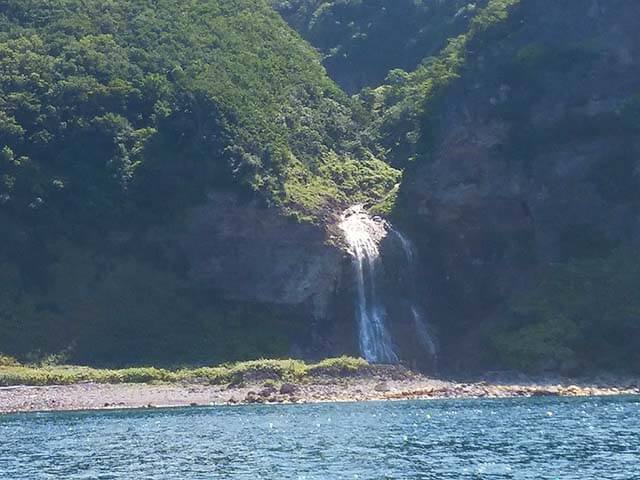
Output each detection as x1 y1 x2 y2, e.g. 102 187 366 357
2 0 639 374
0 0 398 365
0 0 397 226
270 0 486 93
387 0 640 373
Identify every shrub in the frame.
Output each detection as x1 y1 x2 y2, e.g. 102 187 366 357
307 356 369 376
0 355 19 367
0 357 370 386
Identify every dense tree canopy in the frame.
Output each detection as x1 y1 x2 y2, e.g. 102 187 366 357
270 0 486 93
0 0 397 233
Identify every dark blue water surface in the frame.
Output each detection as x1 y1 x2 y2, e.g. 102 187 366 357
1 396 639 479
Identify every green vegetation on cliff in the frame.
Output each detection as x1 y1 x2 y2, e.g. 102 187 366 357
0 244 309 365
378 0 521 166
2 0 639 374
269 0 486 93
0 0 398 364
492 250 640 373
374 0 640 373
0 0 395 228
279 0 640 374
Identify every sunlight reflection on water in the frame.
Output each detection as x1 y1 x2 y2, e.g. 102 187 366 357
1 396 639 479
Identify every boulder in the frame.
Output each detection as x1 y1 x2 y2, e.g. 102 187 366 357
279 383 298 395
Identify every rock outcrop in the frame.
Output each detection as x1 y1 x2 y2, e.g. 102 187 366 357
179 192 356 357
183 193 342 319
397 0 640 370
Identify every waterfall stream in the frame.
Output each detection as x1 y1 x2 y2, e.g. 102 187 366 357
339 205 437 364
393 230 438 360
339 206 398 363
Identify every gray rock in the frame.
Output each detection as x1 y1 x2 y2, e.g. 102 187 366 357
279 383 298 395
374 382 390 392
181 192 344 323
397 1 640 370
258 386 276 398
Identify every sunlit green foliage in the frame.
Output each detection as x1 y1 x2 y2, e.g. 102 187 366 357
2 0 636 374
368 183 399 217
0 356 369 386
0 354 19 367
0 0 399 365
307 355 369 375
0 0 392 229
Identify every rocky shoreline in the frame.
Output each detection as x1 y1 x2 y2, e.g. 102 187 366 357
2 369 639 415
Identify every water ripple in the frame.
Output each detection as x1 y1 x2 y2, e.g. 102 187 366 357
1 397 639 479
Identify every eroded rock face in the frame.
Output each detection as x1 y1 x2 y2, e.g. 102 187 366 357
180 192 356 357
174 2 640 369
398 0 640 369
178 194 437 365
184 193 340 315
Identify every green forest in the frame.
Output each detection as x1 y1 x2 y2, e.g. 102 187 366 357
0 0 397 366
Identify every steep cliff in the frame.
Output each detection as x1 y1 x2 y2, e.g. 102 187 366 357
393 0 640 372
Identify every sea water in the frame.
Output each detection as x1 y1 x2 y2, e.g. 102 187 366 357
1 396 639 479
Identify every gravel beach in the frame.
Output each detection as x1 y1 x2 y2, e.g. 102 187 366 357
2 370 639 415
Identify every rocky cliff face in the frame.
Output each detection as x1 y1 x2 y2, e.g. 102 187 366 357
14 0 633 370
178 192 358 358
183 193 339 317
170 0 640 372
178 193 436 366
397 0 640 370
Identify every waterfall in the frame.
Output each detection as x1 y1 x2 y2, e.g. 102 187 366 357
339 205 437 364
339 205 398 363
393 230 438 360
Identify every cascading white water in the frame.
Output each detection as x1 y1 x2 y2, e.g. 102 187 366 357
339 205 437 364
339 205 398 363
